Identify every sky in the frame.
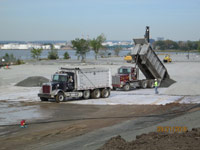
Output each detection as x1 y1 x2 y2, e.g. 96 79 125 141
0 0 200 41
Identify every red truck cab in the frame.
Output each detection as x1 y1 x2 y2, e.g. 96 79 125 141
112 66 155 91
112 66 138 90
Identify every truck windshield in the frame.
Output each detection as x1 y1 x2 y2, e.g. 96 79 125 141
52 75 68 82
119 68 131 74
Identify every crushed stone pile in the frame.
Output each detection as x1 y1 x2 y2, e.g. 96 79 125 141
15 76 49 87
160 78 176 87
99 128 200 150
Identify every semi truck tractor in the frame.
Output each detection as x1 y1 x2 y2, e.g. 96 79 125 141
112 26 170 90
38 68 112 102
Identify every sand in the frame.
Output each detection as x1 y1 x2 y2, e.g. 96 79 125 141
0 54 200 99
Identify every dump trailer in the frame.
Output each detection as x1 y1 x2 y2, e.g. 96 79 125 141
38 68 112 102
112 26 170 90
131 38 170 80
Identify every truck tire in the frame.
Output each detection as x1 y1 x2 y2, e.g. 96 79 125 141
147 80 154 88
91 89 101 99
55 92 65 103
40 97 48 101
123 83 130 91
83 90 90 99
141 80 148 89
101 89 110 98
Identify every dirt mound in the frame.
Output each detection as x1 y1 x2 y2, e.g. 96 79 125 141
15 76 49 87
99 128 200 150
160 78 176 87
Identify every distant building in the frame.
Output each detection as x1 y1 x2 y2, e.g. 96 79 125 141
102 42 115 46
41 45 51 49
1 43 28 49
102 41 132 47
54 45 61 49
1 43 51 49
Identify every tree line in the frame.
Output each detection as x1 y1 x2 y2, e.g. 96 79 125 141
153 40 200 51
31 34 123 62
31 36 200 62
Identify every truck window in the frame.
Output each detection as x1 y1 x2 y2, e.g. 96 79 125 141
119 68 131 74
53 75 68 82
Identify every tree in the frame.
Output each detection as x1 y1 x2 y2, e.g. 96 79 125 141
177 41 188 50
114 46 122 56
90 34 106 60
198 40 200 52
165 40 179 49
153 40 166 50
63 51 70 59
71 38 90 62
47 44 59 60
48 50 59 59
31 48 43 60
153 40 179 50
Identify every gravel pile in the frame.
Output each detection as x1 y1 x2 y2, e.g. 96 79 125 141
15 76 49 87
99 128 200 150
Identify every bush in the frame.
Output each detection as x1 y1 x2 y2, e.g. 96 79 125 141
3 53 16 63
0 54 24 66
16 59 25 65
63 51 70 59
48 50 59 60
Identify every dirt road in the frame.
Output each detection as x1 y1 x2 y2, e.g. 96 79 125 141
0 102 194 150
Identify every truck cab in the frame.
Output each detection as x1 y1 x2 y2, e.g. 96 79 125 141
112 66 138 91
112 65 155 91
38 71 76 102
52 73 74 92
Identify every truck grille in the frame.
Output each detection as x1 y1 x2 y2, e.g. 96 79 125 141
43 85 50 93
112 76 120 85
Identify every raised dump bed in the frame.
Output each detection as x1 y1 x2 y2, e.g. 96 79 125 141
131 38 170 80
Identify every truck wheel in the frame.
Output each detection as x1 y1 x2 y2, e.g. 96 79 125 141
123 83 130 91
101 89 110 98
91 89 101 99
56 92 65 103
141 80 148 89
147 80 154 88
40 97 48 101
83 90 90 99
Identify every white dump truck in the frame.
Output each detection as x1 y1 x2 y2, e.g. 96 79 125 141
38 68 112 102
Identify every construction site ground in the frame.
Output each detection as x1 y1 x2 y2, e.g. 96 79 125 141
0 54 200 150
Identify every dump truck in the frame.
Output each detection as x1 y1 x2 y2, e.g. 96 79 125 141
112 26 170 90
38 68 112 102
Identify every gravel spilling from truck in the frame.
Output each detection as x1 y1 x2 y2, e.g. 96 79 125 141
15 76 49 87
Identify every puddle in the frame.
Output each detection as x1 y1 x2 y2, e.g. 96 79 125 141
0 101 49 126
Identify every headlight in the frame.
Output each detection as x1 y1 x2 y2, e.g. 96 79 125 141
121 81 124 85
